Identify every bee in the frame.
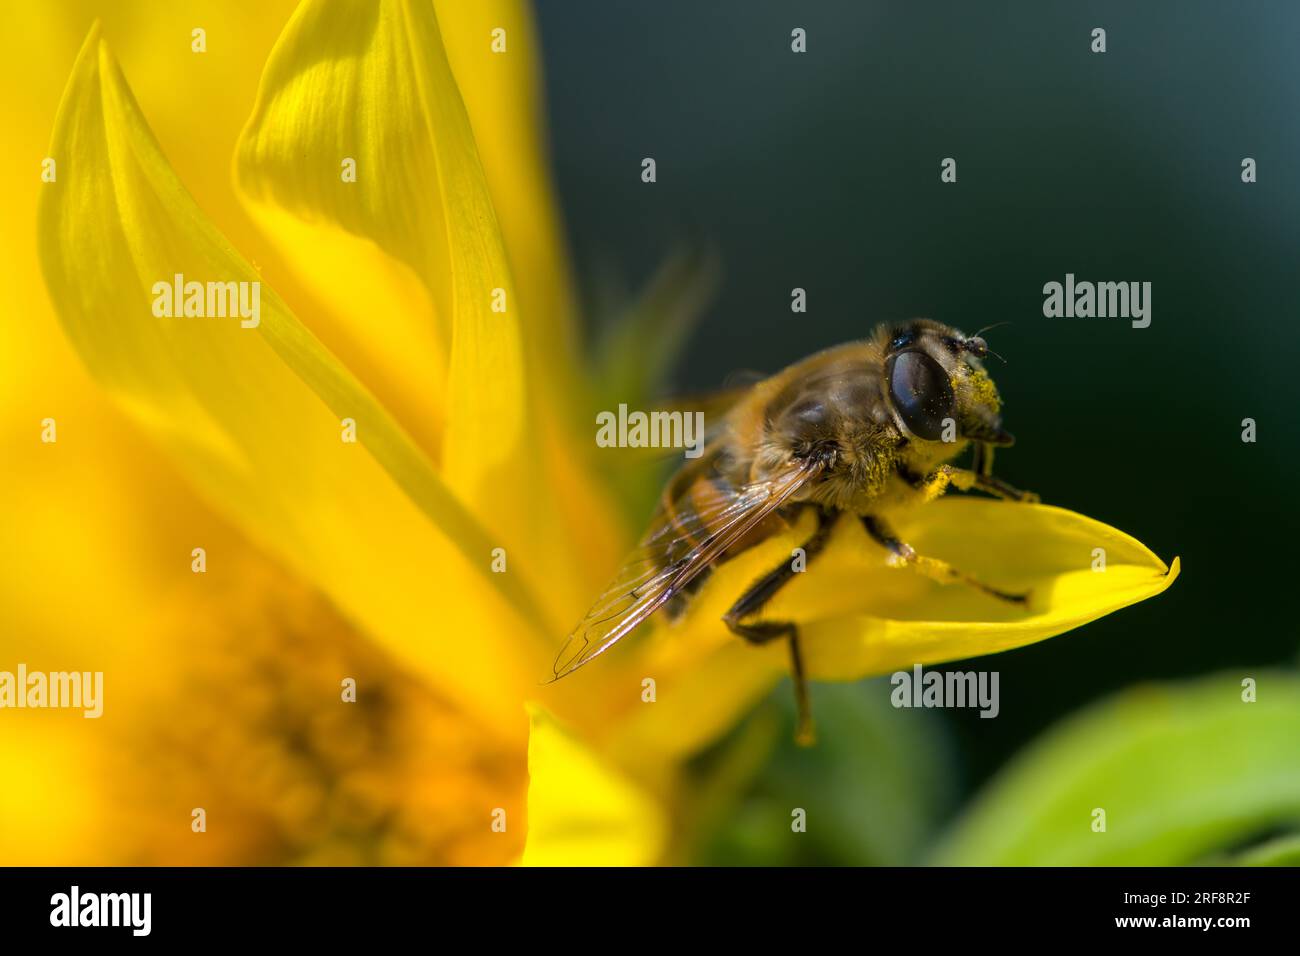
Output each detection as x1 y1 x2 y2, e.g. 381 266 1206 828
552 320 1038 744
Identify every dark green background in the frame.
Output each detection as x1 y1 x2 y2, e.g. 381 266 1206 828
535 1 1299 858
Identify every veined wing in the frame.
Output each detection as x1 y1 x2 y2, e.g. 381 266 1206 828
551 456 821 680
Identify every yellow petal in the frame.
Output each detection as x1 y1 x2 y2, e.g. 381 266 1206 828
0 725 109 864
38 24 549 731
234 0 531 536
798 499 1180 678
0 1 301 242
234 203 452 465
606 498 1178 757
234 0 616 627
433 0 581 388
431 0 630 617
521 706 666 866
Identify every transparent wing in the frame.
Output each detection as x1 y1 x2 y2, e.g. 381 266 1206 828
551 455 820 680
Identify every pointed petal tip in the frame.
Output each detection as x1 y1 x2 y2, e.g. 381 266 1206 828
75 19 108 72
55 21 114 136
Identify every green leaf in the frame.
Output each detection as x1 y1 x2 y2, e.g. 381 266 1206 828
692 680 956 865
1225 833 1300 866
590 245 720 413
931 672 1300 865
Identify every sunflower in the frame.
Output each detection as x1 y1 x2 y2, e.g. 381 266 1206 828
2 0 1175 865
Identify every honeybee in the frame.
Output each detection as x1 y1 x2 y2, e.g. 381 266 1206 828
553 320 1038 744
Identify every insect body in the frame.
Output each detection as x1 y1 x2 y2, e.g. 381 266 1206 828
553 320 1037 744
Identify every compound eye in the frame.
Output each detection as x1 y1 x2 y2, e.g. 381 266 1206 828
886 350 955 441
889 331 916 352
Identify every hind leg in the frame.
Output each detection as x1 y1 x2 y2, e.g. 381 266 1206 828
723 510 837 746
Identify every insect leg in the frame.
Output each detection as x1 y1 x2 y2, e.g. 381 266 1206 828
966 469 1039 503
913 464 1040 503
722 509 838 747
860 514 1029 604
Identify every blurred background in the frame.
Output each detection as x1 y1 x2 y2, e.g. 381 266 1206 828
535 0 1300 864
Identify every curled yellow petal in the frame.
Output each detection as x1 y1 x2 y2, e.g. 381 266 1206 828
234 0 612 629
798 498 1180 678
234 0 532 536
432 0 629 618
38 24 549 731
521 706 666 867
433 0 580 385
608 497 1178 757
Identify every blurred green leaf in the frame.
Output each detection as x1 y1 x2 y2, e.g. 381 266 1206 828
585 246 721 525
692 679 956 865
590 245 720 414
931 672 1300 865
1218 833 1300 866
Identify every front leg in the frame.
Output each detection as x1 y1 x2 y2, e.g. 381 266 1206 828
861 514 1029 605
913 463 1040 503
